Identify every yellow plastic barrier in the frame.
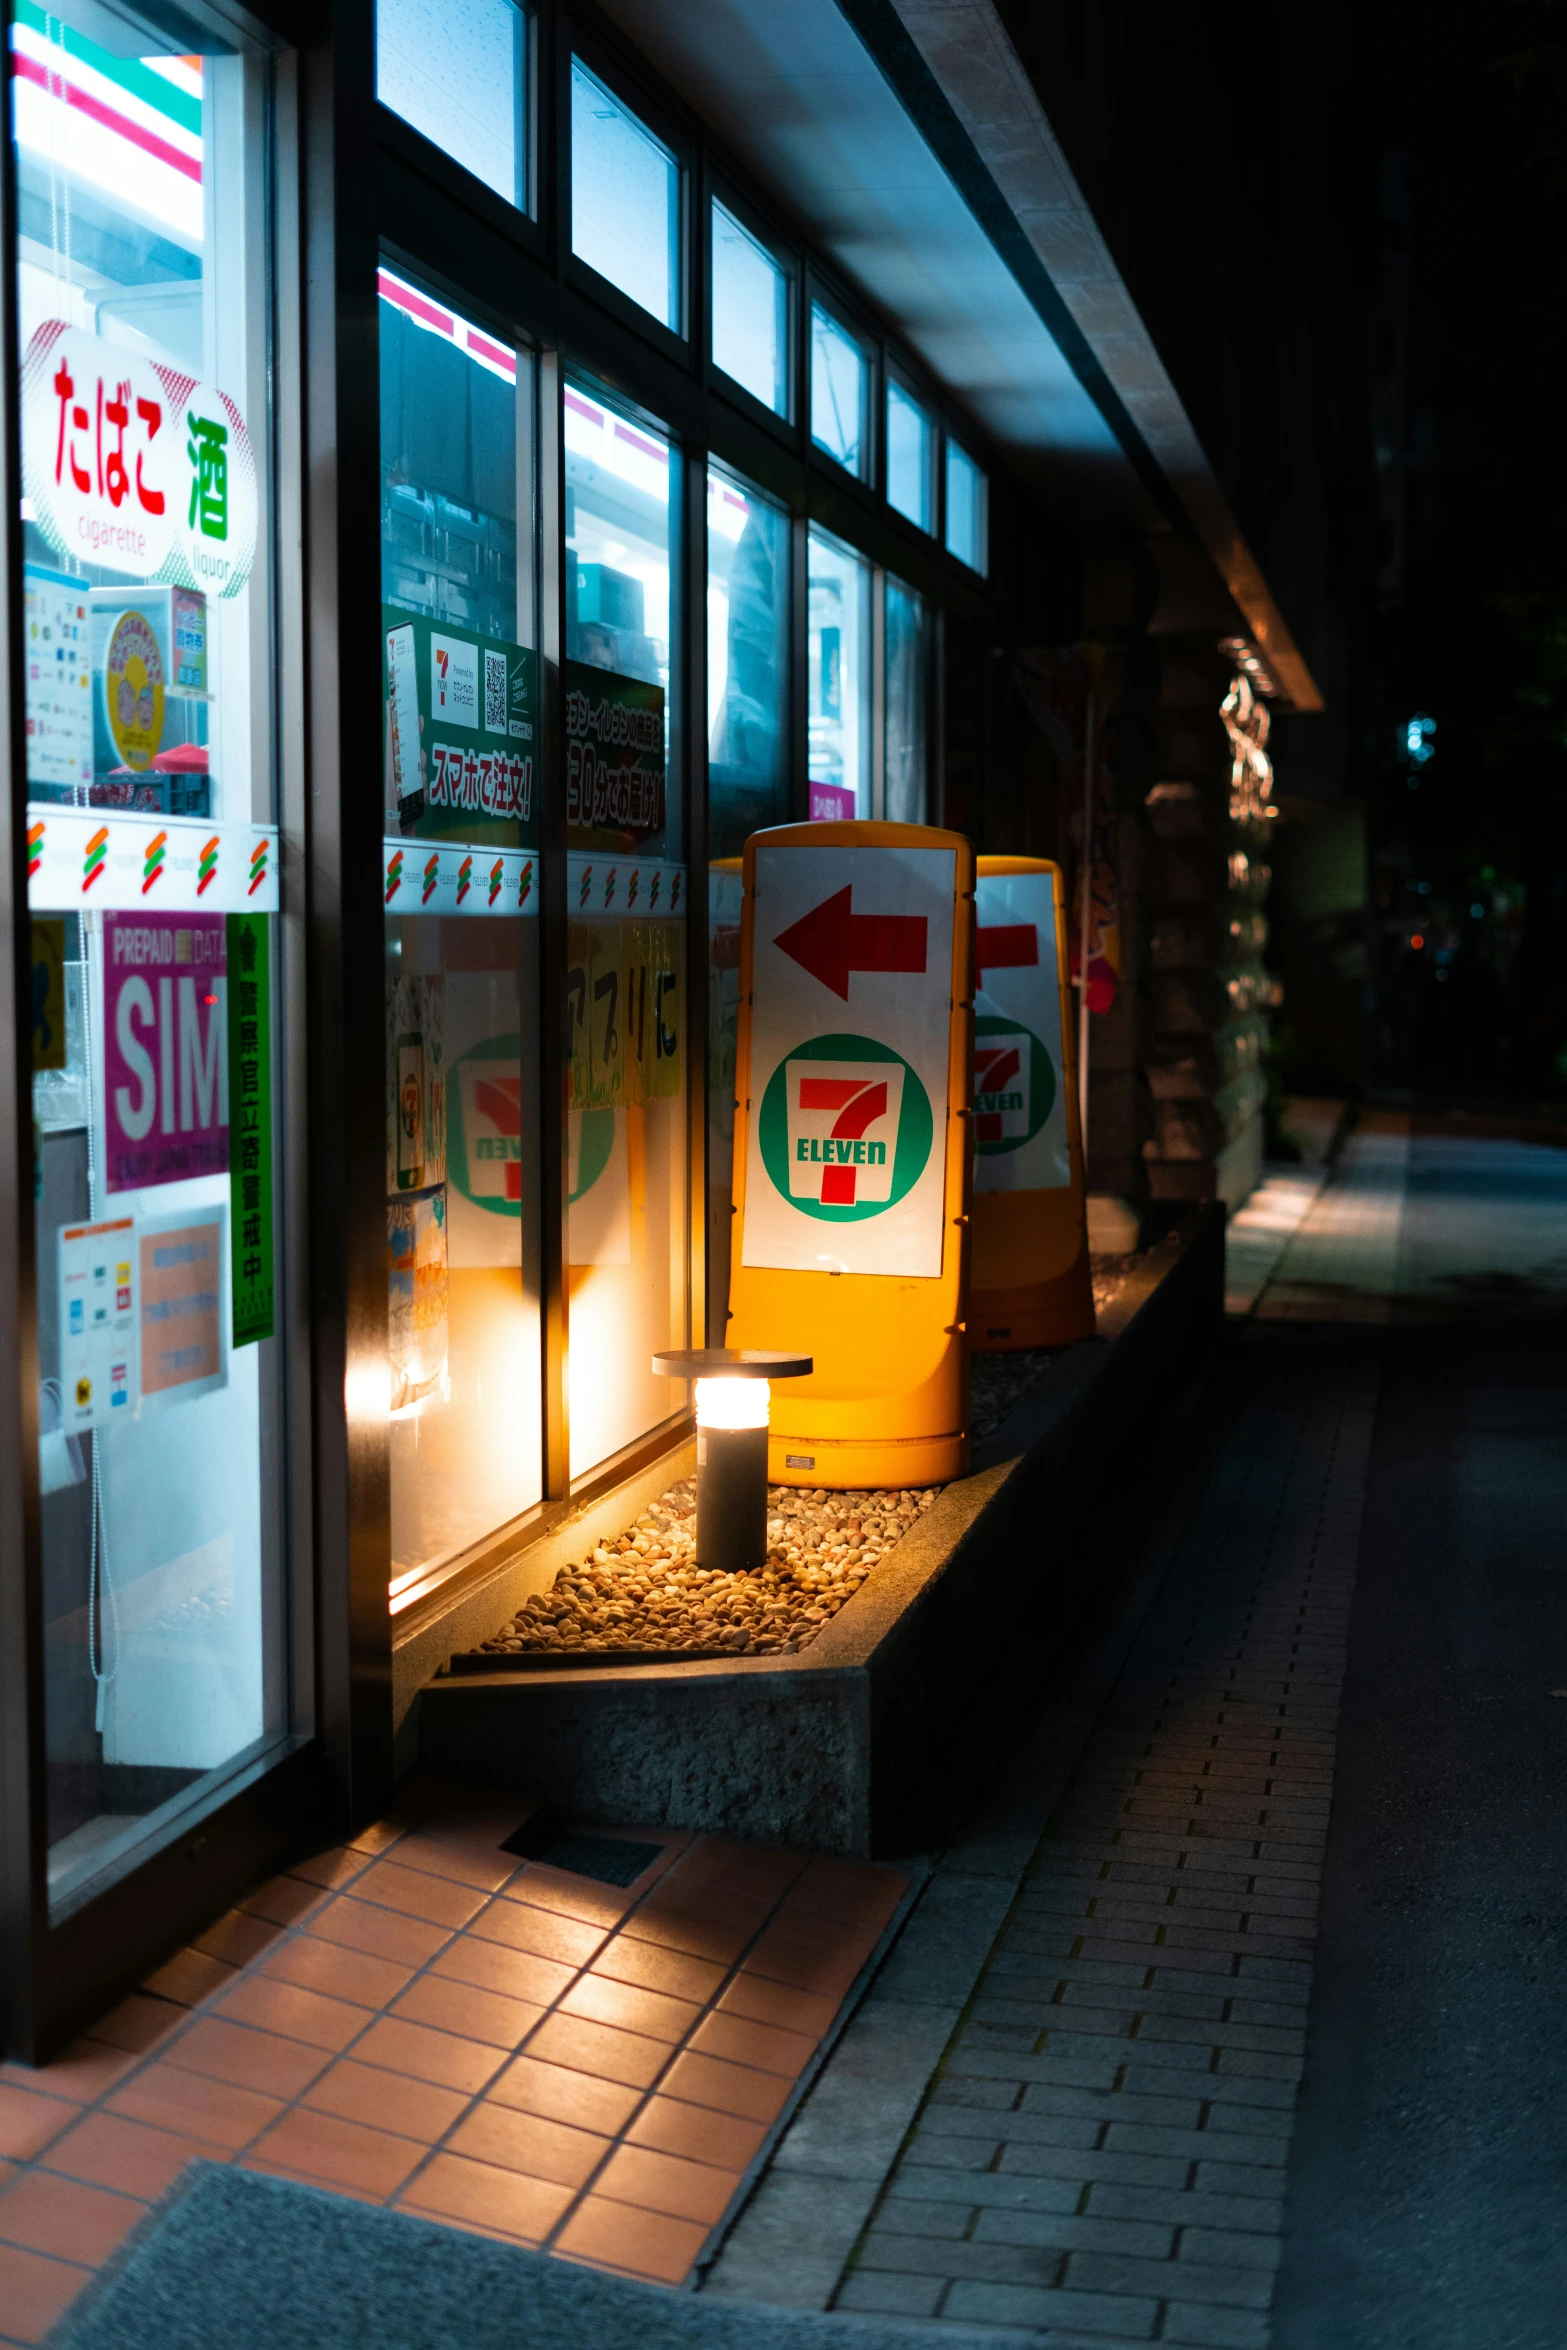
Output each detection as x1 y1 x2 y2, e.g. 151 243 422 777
970 855 1094 1349
726 821 975 1488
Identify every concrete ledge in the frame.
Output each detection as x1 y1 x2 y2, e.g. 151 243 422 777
415 1205 1225 1854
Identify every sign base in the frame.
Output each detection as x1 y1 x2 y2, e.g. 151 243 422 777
971 1190 1095 1351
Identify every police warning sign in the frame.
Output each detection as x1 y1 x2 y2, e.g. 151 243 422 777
741 843 956 1277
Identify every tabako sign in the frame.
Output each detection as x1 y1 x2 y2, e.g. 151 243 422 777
21 322 257 596
741 843 956 1278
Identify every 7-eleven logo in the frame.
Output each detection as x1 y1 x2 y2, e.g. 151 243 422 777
785 1058 904 1208
457 1063 524 1206
196 835 220 895
973 1030 1030 1145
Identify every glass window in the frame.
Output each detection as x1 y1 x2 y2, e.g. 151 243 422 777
707 466 787 859
564 380 687 1479
378 272 542 1604
946 437 988 573
807 528 871 821
810 303 867 477
570 59 680 334
377 0 528 211
711 200 787 416
885 577 929 824
887 380 932 532
15 5 287 1912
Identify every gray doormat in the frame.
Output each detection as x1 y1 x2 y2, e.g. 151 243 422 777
49 2164 1032 2350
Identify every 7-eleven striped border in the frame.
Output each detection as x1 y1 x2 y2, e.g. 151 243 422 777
26 805 279 913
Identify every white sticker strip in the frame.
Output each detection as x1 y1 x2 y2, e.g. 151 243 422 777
383 839 539 917
27 805 278 914
566 854 686 921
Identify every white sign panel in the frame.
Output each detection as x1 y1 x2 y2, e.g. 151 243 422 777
741 844 955 1278
59 1215 139 1433
973 868 1070 1195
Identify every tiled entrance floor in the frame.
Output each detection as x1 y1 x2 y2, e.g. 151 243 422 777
0 1784 908 2346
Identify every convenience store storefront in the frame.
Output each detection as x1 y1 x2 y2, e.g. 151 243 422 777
0 0 1031 2056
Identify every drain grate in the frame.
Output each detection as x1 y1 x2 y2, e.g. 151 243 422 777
501 1826 665 1886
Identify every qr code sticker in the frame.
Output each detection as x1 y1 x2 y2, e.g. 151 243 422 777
484 648 508 736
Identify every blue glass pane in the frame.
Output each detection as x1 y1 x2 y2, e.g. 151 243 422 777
946 439 987 573
811 304 866 476
708 466 787 856
886 381 931 531
571 59 679 332
712 202 787 416
378 0 527 211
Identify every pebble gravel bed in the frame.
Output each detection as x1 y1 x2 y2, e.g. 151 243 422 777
470 1480 942 1662
471 1266 1136 1669
969 1348 1054 1441
967 1256 1134 1440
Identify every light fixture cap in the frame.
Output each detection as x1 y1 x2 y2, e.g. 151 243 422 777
652 1347 812 1380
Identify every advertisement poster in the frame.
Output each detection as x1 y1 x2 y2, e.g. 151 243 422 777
226 913 273 1346
102 913 227 1191
386 971 445 1196
31 917 67 1071
808 781 855 824
740 844 955 1279
59 1215 138 1432
566 922 682 1112
973 867 1071 1195
382 604 537 845
564 660 665 846
23 563 92 794
140 1211 227 1407
388 1188 448 1413
444 970 526 1271
567 1107 630 1268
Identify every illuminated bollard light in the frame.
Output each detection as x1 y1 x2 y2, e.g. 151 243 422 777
652 1349 812 1579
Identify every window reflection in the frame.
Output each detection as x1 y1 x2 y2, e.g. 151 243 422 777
564 381 687 1479
379 272 542 1597
885 576 929 823
807 527 870 821
707 466 787 860
16 6 287 1912
810 304 866 477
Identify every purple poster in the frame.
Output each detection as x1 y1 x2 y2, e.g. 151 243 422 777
103 915 228 1192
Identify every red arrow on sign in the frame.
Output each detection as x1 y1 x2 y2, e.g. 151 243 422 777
774 885 928 1000
977 924 1038 975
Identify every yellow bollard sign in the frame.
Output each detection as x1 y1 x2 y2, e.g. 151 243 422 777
971 855 1094 1349
726 821 975 1488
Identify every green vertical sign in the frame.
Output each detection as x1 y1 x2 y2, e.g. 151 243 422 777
227 912 275 1346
